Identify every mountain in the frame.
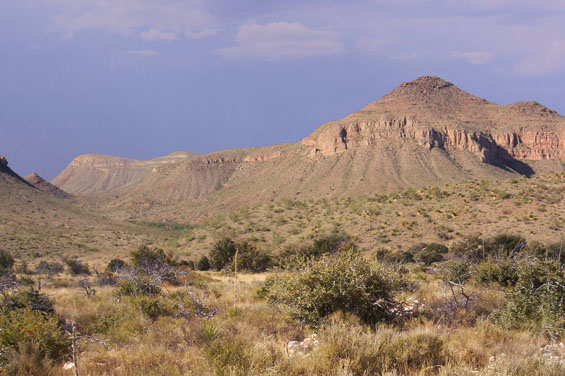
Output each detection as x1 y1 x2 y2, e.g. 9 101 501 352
0 155 157 256
52 151 199 194
25 172 71 199
51 76 564 221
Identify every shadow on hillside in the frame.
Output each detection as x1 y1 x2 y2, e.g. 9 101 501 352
494 147 535 177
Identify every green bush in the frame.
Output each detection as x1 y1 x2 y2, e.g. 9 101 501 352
235 243 272 273
264 250 408 327
1 289 55 315
106 258 127 273
35 261 64 276
277 233 354 269
0 309 70 365
496 259 564 334
131 245 173 270
209 238 237 270
117 276 161 296
197 256 211 271
65 258 90 275
475 257 519 287
453 234 527 263
129 296 171 319
0 248 15 276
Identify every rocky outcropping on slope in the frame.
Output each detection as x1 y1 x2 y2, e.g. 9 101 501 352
302 76 564 169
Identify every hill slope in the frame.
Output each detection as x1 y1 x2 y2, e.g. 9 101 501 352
52 77 564 221
52 150 199 194
25 172 71 199
0 155 160 258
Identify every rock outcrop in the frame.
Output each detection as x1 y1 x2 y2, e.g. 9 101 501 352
302 76 564 166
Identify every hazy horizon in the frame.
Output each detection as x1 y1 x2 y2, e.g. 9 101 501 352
2 1 564 180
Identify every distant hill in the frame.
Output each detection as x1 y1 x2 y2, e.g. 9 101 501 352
52 151 199 194
0 155 159 257
25 172 71 199
51 76 564 221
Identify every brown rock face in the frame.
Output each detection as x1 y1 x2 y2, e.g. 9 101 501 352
0 155 7 167
302 76 564 165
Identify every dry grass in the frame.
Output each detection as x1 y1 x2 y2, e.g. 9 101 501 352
8 268 557 376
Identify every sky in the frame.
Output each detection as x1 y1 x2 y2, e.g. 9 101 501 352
1 0 564 180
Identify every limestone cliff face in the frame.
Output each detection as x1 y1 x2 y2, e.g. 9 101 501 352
302 119 508 165
302 76 564 165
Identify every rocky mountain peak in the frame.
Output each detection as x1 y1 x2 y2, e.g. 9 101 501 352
0 155 7 167
375 75 486 110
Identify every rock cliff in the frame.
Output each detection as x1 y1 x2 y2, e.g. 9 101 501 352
302 76 564 165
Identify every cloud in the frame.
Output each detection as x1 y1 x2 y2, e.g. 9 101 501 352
124 49 159 56
139 28 178 41
356 37 392 54
515 40 565 76
185 29 218 39
444 51 494 65
49 0 216 40
217 22 343 60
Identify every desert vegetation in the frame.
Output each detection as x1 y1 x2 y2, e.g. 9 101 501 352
1 224 564 375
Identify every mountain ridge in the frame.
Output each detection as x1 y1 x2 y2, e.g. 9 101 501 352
49 76 565 221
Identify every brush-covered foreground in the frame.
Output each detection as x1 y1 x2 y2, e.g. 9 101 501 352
1 234 564 376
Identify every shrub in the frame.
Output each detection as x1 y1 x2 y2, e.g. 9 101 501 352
264 250 408 327
196 256 211 271
1 288 55 315
0 248 15 276
277 233 354 269
209 238 237 270
117 277 161 296
475 257 519 287
35 261 64 276
106 258 127 273
0 309 70 365
130 296 171 319
454 234 527 263
131 245 173 270
496 259 564 334
65 258 90 275
236 243 272 273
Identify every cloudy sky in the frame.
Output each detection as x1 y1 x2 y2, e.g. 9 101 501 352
2 0 564 179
